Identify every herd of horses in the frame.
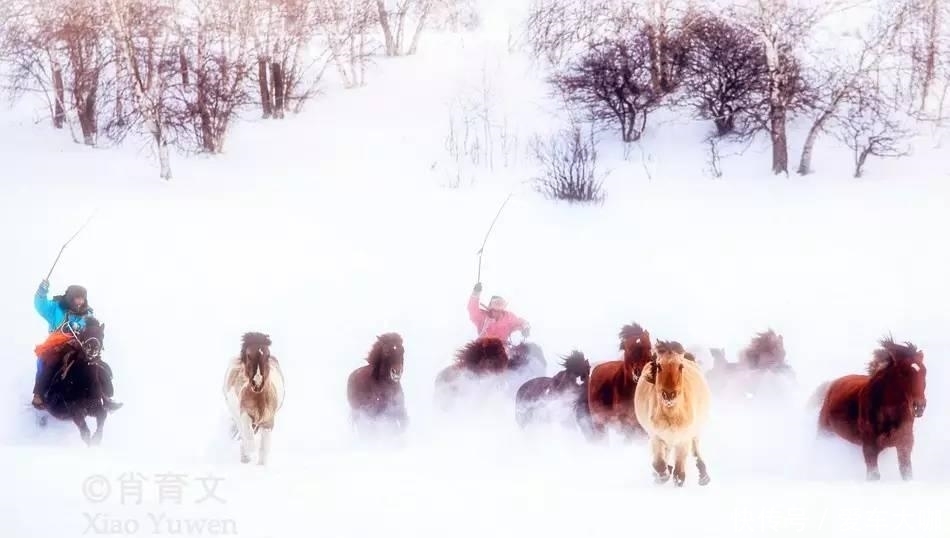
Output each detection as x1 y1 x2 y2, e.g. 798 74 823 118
34 318 928 485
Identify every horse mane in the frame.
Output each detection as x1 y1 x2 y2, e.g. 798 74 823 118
868 336 920 375
455 337 507 368
241 332 272 357
655 340 685 357
560 350 590 377
740 329 785 368
367 332 403 378
618 323 645 350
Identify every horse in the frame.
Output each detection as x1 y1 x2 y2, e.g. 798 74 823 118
811 336 926 481
506 341 547 389
704 329 794 400
434 337 509 409
586 323 654 441
38 317 117 446
514 350 590 429
634 340 712 487
346 333 408 435
222 332 285 465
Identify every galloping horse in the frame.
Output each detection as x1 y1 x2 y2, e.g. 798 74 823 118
705 329 794 399
434 337 509 409
37 317 117 445
587 323 654 440
223 332 285 465
346 333 408 435
811 337 927 481
634 340 712 487
506 341 547 390
514 350 590 429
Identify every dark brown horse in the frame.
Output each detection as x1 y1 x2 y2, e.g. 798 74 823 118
587 323 654 440
434 337 509 408
37 318 117 446
705 329 794 398
514 350 590 429
346 333 408 434
812 336 927 481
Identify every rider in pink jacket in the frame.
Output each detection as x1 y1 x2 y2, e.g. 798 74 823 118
467 282 530 342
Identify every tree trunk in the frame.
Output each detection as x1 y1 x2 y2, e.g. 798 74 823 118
919 0 939 112
407 2 431 55
375 0 397 56
179 47 189 85
271 61 284 118
769 102 788 175
854 146 872 178
258 58 272 117
52 66 66 129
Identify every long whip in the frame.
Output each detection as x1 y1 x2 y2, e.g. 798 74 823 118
475 192 515 283
45 210 97 281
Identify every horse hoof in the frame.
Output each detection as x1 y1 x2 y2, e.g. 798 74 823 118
699 474 710 486
653 471 670 484
674 476 685 487
867 470 881 481
240 454 251 464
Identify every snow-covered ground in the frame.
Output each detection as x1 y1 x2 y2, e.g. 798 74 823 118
2 16 949 538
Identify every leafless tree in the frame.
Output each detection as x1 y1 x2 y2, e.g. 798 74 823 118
551 33 663 142
731 0 836 175
895 0 948 114
318 0 378 89
521 0 624 67
796 1 910 175
374 0 437 56
831 72 914 178
680 12 769 138
531 122 605 204
638 0 696 95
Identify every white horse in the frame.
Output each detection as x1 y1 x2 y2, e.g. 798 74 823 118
222 332 285 465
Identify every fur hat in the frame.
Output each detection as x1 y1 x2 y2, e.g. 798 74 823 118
54 285 90 315
488 296 507 311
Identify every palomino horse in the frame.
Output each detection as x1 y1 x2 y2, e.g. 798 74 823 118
705 329 794 399
434 337 509 409
37 318 117 445
223 332 285 465
811 337 926 481
346 332 408 435
587 323 654 440
514 350 590 429
634 340 712 487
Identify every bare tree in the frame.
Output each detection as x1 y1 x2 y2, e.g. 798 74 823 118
531 122 606 205
732 0 832 175
551 33 662 142
522 0 625 67
681 12 769 138
831 73 914 178
796 2 909 175
318 0 378 89
375 0 436 56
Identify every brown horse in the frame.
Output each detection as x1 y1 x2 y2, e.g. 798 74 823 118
705 329 794 398
587 323 654 440
812 336 927 481
514 350 590 429
346 333 408 434
434 337 509 408
223 332 285 465
634 340 712 487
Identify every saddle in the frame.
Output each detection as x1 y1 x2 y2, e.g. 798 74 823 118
35 332 76 365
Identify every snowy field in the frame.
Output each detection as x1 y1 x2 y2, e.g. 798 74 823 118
2 12 950 538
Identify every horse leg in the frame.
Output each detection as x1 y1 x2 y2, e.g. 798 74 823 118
237 412 256 464
72 412 92 445
90 408 107 446
651 437 671 484
862 442 882 481
672 442 690 487
897 437 914 481
692 437 710 485
258 425 273 466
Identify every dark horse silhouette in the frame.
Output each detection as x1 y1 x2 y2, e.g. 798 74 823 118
434 337 509 409
587 323 654 441
36 318 117 445
811 336 927 481
705 329 794 399
514 350 590 429
346 332 408 435
506 341 547 389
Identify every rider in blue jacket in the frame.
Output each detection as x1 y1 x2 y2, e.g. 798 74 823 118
32 280 121 411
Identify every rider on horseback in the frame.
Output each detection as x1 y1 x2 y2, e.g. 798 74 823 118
31 279 121 411
467 282 530 343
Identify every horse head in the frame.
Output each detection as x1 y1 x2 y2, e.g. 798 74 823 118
741 329 786 369
869 337 927 418
241 332 273 393
558 350 590 389
77 317 105 363
619 323 652 381
457 337 508 373
647 340 689 408
369 332 405 383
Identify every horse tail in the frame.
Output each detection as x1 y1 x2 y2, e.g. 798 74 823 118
807 380 832 409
